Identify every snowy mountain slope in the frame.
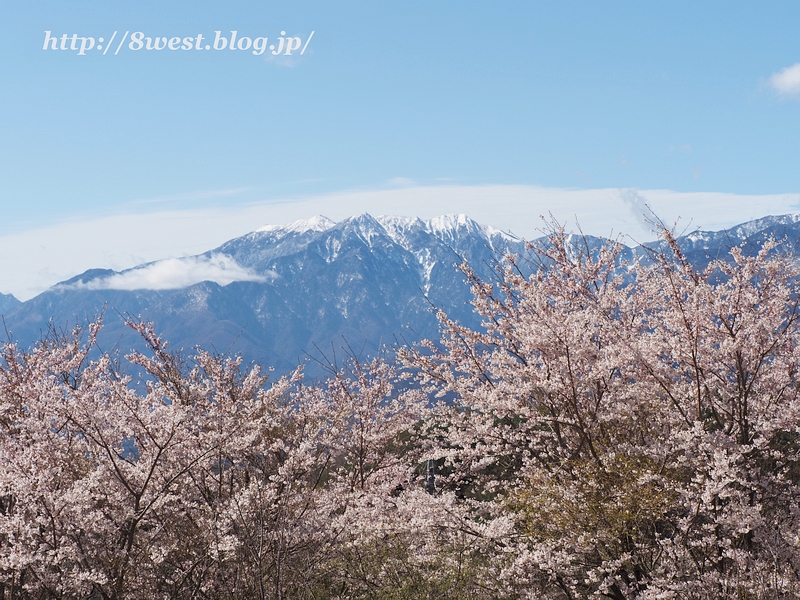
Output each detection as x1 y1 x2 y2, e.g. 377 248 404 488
0 214 526 375
2 212 799 375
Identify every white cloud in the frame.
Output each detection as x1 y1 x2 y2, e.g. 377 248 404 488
0 185 798 300
769 63 800 98
63 254 267 292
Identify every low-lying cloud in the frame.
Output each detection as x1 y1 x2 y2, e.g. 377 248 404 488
70 254 267 292
769 63 800 98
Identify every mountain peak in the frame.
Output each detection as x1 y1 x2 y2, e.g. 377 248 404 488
338 214 388 246
0 292 21 315
427 213 479 232
256 215 336 235
425 214 495 244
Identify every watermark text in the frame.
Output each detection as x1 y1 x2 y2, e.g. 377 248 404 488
42 30 314 57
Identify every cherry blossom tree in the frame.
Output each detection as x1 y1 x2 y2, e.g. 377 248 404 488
401 225 800 599
0 319 302 598
0 321 436 599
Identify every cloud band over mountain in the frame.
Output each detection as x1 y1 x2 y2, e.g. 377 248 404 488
62 254 268 291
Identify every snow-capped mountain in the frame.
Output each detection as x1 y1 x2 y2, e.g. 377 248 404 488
655 213 800 270
0 214 526 375
2 212 799 376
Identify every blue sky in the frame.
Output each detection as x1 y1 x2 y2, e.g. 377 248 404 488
1 1 800 298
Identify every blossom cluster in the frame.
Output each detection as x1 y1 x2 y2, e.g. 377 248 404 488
1 225 799 599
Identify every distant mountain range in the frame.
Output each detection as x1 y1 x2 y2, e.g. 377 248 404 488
2 213 800 376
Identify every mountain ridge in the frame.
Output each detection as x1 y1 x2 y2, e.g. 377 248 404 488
2 212 800 375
